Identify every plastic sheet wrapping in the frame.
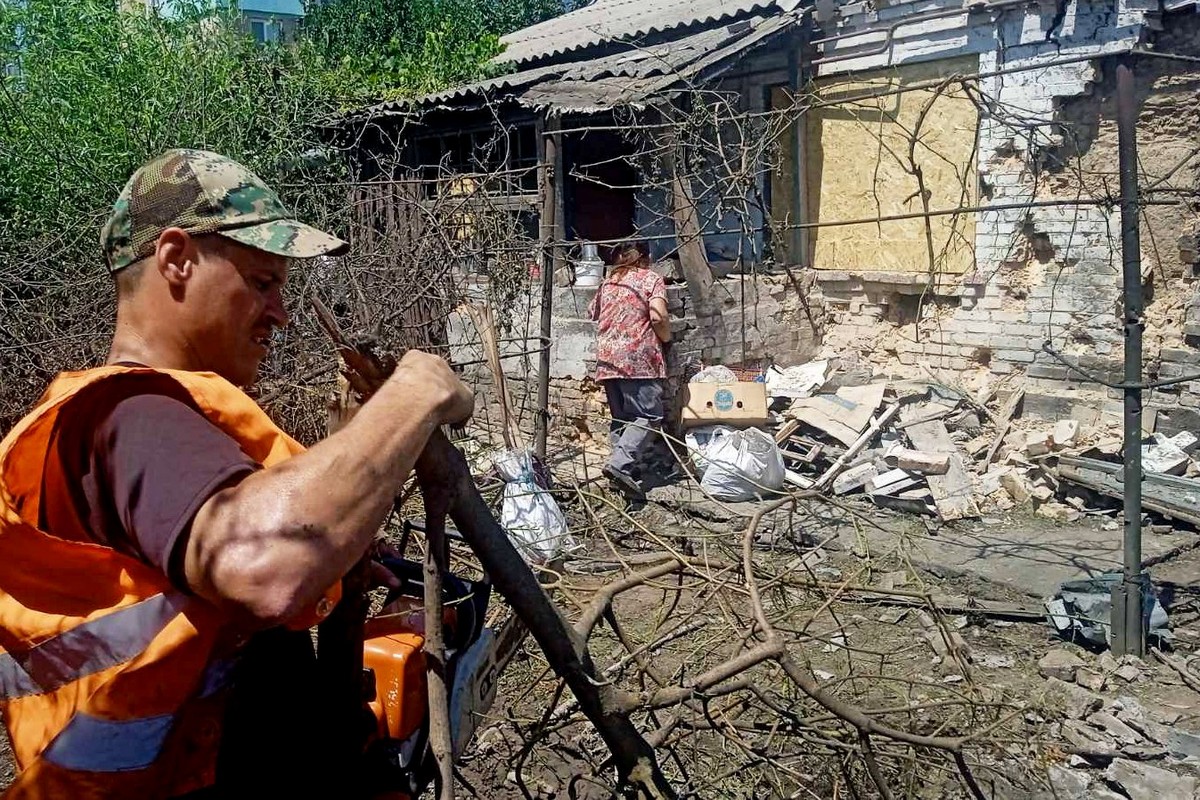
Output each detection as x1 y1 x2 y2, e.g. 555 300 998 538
494 450 575 563
1045 572 1171 648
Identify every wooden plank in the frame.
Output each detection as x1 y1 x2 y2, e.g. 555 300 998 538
984 388 1025 466
774 419 802 444
1057 456 1200 528
663 142 713 310
901 405 979 521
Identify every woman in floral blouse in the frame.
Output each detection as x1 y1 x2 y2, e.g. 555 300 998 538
588 243 672 497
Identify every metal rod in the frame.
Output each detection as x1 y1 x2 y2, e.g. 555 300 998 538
1114 59 1145 658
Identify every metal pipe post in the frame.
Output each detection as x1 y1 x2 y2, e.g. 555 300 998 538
535 117 561 462
1112 59 1146 657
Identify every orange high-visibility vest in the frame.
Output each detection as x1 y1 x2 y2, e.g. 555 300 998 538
0 366 317 798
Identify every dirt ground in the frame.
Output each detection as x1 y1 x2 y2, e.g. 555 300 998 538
445 489 1200 798
1 497 1197 798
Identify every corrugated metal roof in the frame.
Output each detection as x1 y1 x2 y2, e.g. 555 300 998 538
345 13 797 119
497 0 802 67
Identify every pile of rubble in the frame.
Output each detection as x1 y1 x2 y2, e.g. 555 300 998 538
1032 646 1200 799
762 359 1200 526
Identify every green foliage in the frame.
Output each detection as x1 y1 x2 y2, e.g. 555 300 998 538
301 0 568 100
0 0 338 237
0 0 350 430
0 0 576 428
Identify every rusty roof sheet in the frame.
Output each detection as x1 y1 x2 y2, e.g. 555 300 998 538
497 0 803 67
346 13 798 119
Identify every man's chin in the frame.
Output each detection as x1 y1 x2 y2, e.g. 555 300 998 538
217 360 263 388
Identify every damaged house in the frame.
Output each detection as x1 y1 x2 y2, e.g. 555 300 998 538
337 0 1200 440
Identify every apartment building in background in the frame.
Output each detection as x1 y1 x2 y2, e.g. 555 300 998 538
120 0 306 43
239 0 304 43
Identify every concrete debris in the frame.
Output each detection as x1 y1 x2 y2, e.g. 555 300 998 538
1036 501 1081 523
999 469 1032 505
1044 677 1103 720
832 462 878 495
1039 648 1086 682
1166 729 1200 760
1041 767 1132 800
758 365 1197 530
1025 430 1054 457
1062 718 1115 754
1085 711 1143 745
1075 667 1106 692
867 468 921 496
1112 699 1176 749
1114 663 1142 683
1043 765 1091 800
876 570 909 590
1104 759 1199 800
1142 433 1192 476
884 448 951 475
979 653 1015 669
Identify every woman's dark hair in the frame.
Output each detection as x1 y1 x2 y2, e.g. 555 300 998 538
611 243 649 270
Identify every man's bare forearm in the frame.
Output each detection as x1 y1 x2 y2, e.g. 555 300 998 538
187 356 470 625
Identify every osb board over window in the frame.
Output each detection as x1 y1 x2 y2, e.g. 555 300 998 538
802 56 979 274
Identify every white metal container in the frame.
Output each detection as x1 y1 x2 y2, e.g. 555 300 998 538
574 243 604 287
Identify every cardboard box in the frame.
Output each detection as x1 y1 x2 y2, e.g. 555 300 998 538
681 381 770 427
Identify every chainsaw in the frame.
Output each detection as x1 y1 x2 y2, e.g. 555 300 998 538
310 297 533 799
357 523 530 799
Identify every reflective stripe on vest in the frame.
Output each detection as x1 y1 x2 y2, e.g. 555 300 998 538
42 711 175 772
0 593 186 700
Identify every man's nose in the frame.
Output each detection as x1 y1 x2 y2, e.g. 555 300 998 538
265 289 289 328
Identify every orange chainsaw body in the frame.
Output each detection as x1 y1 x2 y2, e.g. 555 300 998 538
363 623 427 743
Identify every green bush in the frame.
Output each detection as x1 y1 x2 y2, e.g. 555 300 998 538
0 0 343 428
301 0 568 100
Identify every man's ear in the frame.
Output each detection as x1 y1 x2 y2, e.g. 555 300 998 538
155 228 199 288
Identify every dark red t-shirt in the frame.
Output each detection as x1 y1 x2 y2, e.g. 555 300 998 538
34 374 324 797
38 375 260 589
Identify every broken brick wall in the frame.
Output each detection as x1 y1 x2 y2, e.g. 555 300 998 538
813 2 1200 424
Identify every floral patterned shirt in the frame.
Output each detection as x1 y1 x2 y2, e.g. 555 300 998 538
588 267 667 381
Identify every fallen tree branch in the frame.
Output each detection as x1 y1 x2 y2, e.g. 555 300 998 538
740 497 988 800
1151 647 1200 695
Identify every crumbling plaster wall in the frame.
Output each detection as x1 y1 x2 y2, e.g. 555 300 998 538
813 0 1200 421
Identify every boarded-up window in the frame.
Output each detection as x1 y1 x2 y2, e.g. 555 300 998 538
775 57 979 273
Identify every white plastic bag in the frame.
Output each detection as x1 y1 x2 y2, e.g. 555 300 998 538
495 450 574 563
691 365 738 384
684 425 731 475
693 428 786 501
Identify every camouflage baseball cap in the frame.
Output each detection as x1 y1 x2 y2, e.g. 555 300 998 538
101 148 348 272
